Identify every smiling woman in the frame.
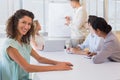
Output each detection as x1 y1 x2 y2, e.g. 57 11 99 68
18 16 32 35
6 9 34 44
1 9 73 80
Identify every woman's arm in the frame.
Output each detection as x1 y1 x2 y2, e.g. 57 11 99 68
92 42 113 64
70 47 89 55
7 47 72 72
31 49 58 65
31 49 73 66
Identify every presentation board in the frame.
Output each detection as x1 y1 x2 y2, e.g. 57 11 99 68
48 2 73 37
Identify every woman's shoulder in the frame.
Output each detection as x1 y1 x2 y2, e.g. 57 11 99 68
3 38 18 47
0 38 18 51
108 32 117 39
5 38 16 44
105 32 118 43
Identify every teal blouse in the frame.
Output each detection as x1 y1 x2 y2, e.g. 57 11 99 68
1 38 32 80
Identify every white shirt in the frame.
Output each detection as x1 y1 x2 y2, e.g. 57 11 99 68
93 31 120 64
35 34 44 48
31 33 45 50
78 33 104 53
70 6 87 39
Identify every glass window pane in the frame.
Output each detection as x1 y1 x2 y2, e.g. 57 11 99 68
86 0 104 17
108 0 120 31
97 0 104 17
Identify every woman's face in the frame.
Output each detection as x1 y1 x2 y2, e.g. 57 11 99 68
17 16 32 36
94 29 102 37
89 24 102 37
87 23 95 34
70 1 77 8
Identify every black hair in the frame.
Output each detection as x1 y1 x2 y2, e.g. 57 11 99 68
70 0 79 2
92 17 112 34
88 15 98 27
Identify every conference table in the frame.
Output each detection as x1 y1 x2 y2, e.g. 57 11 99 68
30 51 120 80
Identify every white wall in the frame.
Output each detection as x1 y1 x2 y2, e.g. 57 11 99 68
0 0 9 25
0 0 21 25
0 0 120 37
86 0 104 17
108 0 120 31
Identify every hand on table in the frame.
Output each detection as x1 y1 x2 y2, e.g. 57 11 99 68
54 62 73 71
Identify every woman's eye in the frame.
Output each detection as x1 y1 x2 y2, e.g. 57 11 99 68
21 21 32 26
22 21 26 24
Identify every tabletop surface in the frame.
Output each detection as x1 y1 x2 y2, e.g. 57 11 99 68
30 51 120 80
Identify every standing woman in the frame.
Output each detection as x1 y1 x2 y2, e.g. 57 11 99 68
1 9 72 80
89 17 120 64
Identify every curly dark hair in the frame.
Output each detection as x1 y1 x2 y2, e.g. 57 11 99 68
6 9 34 44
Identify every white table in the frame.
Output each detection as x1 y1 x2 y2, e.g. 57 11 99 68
30 51 120 80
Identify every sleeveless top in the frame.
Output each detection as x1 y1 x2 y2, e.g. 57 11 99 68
1 38 32 80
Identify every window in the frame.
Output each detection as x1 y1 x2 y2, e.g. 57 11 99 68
108 0 120 31
86 0 104 17
0 0 120 38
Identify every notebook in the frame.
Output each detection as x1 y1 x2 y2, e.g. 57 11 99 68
43 40 65 52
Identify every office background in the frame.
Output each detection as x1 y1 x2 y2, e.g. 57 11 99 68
0 0 120 38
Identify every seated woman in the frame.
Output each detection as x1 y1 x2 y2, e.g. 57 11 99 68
88 17 120 64
1 9 73 80
69 15 103 55
31 20 44 50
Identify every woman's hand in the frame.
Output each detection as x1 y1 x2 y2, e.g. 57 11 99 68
65 16 71 26
58 62 73 66
54 62 73 70
87 52 96 57
70 48 89 55
69 48 79 54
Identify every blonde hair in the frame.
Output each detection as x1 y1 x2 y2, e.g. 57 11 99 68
32 20 39 38
33 20 39 29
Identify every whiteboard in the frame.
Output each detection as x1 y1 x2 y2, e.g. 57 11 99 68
48 3 73 37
